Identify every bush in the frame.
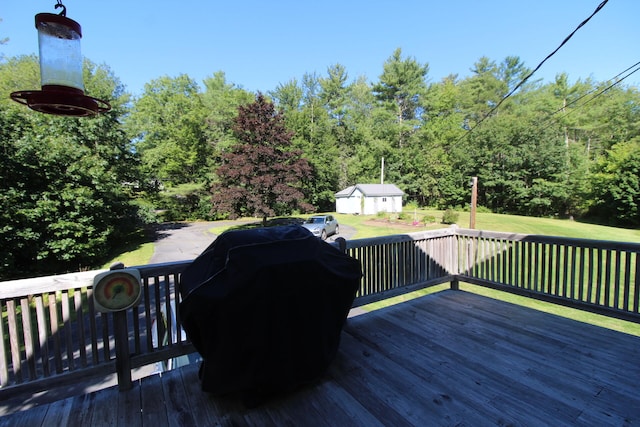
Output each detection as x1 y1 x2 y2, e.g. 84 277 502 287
421 214 436 224
441 209 459 224
130 199 159 226
398 212 410 221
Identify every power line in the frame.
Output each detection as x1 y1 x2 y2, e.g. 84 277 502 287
457 0 609 140
538 61 640 132
548 60 640 117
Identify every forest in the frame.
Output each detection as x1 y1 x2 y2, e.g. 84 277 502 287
1 48 639 278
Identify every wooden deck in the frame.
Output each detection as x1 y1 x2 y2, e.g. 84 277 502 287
1 290 638 426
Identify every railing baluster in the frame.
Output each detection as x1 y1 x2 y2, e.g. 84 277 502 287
34 295 49 377
0 300 9 386
623 254 632 312
143 277 153 353
20 298 36 380
48 293 63 374
6 300 22 383
87 289 100 365
633 254 640 314
604 250 613 307
61 291 74 371
586 248 594 304
614 251 622 310
577 247 585 302
34 296 49 377
74 290 87 368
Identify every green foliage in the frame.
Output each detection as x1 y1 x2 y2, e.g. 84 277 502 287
421 214 436 224
441 209 459 225
372 48 429 149
397 212 410 221
273 74 343 211
125 74 209 186
0 56 140 279
129 198 159 225
590 139 640 226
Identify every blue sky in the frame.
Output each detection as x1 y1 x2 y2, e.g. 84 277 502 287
2 1 638 97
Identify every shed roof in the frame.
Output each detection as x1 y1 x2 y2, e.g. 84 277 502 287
335 184 404 198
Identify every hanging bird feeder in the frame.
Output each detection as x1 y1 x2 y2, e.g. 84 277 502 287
10 1 110 116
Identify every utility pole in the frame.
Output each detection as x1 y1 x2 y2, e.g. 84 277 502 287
380 157 385 185
470 177 478 229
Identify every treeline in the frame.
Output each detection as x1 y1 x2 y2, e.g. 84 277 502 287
1 49 639 278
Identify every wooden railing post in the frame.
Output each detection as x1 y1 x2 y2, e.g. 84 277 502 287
450 227 460 290
109 262 133 391
114 310 132 391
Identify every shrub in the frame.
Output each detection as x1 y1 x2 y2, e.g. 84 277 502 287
441 209 459 224
130 199 159 225
421 214 436 224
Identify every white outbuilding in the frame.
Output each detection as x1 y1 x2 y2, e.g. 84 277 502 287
335 184 404 215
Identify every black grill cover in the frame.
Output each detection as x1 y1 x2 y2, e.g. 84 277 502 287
178 225 361 400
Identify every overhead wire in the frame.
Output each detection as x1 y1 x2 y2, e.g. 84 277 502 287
537 61 640 132
456 0 610 141
548 60 640 118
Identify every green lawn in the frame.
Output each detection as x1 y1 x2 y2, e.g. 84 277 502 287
101 242 155 269
443 210 640 242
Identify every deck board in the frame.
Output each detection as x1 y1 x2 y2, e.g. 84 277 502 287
1 290 639 426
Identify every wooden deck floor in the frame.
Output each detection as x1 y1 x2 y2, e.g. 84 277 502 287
1 290 639 426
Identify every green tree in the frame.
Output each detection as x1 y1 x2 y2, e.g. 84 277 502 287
201 71 254 153
211 94 313 224
372 48 429 148
338 76 376 188
0 55 137 279
466 113 567 216
126 74 208 187
320 64 350 125
459 56 505 123
590 139 640 226
405 75 468 207
125 74 211 219
273 70 357 211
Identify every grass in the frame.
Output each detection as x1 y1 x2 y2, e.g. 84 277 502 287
101 242 155 269
445 210 640 242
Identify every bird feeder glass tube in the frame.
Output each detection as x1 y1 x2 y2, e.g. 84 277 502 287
36 13 84 92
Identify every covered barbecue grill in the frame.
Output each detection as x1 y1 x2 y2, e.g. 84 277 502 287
178 225 361 401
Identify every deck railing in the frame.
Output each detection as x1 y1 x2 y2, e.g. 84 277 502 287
455 229 640 323
0 227 638 398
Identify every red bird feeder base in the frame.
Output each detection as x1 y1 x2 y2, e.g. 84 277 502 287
11 85 111 117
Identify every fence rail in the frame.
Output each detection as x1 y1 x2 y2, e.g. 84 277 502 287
0 227 638 398
455 229 640 323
